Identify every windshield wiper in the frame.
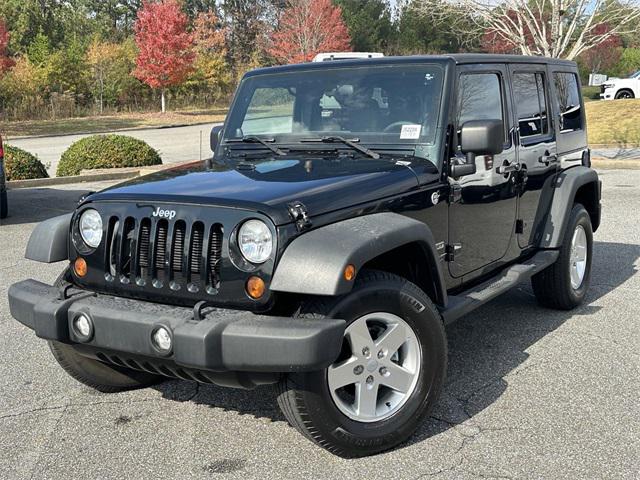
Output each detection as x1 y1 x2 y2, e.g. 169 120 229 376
227 136 286 156
300 136 380 159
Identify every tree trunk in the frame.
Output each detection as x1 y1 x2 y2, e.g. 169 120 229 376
161 89 166 113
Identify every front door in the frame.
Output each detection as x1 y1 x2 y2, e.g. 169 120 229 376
448 64 519 279
508 65 558 248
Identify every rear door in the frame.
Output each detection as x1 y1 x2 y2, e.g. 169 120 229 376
508 64 558 248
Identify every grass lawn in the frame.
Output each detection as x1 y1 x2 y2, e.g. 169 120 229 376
586 99 640 146
0 108 227 138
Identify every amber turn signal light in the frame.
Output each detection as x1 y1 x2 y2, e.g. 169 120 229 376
344 264 356 281
74 257 88 277
246 276 265 299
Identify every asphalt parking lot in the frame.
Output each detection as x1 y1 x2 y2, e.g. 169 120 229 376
0 170 638 480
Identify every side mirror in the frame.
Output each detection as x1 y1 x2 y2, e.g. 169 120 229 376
210 125 223 153
451 120 504 178
460 119 504 157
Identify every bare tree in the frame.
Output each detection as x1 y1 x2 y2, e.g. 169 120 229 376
413 0 640 60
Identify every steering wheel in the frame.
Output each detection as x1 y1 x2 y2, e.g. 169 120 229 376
383 121 415 133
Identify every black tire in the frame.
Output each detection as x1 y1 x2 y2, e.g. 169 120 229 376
532 203 593 310
0 188 7 219
276 270 447 457
615 89 634 99
48 341 162 393
49 267 162 393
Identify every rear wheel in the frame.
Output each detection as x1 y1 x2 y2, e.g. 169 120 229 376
276 270 447 457
532 203 593 309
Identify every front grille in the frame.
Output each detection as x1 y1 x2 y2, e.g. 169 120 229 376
105 216 223 294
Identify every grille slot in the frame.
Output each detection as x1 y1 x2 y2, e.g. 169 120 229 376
155 220 168 271
105 215 224 294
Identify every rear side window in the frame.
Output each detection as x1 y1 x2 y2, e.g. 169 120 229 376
513 72 549 138
553 73 583 132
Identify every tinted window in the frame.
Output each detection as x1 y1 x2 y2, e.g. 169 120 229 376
554 73 583 132
513 72 549 138
457 73 504 128
242 88 295 135
225 65 445 145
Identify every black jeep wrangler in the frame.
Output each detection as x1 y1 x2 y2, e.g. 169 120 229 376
8 55 601 457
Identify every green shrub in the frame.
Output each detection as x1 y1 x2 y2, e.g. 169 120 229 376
57 134 162 177
4 145 49 181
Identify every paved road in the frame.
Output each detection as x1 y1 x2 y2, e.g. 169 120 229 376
7 123 220 176
0 170 639 479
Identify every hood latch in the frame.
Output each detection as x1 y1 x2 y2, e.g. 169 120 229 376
288 201 311 231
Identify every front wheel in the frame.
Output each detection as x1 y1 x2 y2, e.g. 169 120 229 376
615 89 634 100
532 203 593 309
276 270 447 457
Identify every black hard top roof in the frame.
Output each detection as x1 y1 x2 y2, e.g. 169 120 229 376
244 53 576 78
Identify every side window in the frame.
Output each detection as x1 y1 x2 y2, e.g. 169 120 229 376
457 73 504 126
553 73 583 133
512 72 549 138
241 87 295 135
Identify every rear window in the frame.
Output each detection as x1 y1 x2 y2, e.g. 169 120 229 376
553 73 583 133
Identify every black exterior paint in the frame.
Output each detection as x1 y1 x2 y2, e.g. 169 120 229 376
62 54 592 311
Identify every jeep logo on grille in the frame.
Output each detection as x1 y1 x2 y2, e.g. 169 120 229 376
152 207 176 219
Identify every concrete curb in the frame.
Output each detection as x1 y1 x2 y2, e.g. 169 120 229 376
4 120 224 141
6 160 201 189
6 171 140 189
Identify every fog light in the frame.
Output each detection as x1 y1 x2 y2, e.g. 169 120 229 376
151 326 172 354
72 313 93 341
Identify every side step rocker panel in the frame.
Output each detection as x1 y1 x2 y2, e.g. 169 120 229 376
441 250 559 325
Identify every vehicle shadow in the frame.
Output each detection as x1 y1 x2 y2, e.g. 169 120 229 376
0 187 91 226
153 240 640 450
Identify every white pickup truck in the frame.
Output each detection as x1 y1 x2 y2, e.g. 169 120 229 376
600 70 640 100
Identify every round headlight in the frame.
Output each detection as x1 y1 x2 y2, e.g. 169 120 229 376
238 219 273 264
79 209 103 248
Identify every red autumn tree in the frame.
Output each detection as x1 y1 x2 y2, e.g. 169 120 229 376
580 24 622 73
133 0 195 112
0 19 15 76
268 0 352 64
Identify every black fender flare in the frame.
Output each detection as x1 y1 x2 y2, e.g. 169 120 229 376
270 212 447 306
539 166 600 249
25 213 71 263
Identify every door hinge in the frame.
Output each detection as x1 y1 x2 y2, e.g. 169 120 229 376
288 201 312 231
449 184 462 203
445 243 462 262
515 219 524 234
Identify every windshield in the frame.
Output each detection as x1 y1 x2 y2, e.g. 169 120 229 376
630 70 640 79
223 65 444 149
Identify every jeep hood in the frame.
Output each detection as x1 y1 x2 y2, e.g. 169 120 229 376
87 155 429 225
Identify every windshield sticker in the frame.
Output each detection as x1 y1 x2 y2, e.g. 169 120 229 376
400 124 421 139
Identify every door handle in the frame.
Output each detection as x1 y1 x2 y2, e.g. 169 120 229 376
539 153 558 165
496 161 520 174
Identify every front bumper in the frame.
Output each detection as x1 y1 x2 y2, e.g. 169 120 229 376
9 279 345 377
